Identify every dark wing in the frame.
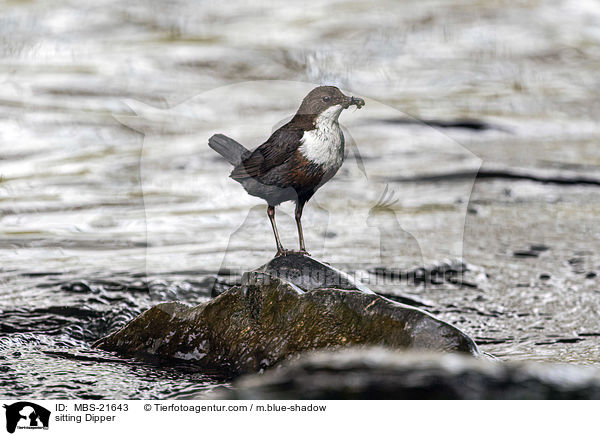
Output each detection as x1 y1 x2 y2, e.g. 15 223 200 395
230 125 304 180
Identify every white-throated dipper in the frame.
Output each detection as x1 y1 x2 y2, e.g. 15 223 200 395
209 86 365 257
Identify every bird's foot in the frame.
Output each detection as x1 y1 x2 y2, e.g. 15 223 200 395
274 249 310 257
285 249 311 256
275 248 293 257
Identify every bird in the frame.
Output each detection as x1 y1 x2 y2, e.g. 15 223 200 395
209 85 365 257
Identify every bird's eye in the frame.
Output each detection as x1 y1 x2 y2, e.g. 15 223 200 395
322 96 330 102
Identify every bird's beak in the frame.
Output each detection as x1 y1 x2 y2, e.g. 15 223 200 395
344 95 365 109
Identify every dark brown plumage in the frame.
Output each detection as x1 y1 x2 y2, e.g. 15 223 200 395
209 86 365 256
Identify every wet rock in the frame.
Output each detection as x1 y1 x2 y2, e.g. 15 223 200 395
253 254 372 293
209 276 235 298
94 255 479 376
211 255 371 298
368 259 469 287
371 291 433 308
473 336 507 345
216 347 600 400
530 244 550 252
535 337 583 345
513 250 539 258
446 276 479 289
376 117 503 131
389 165 600 186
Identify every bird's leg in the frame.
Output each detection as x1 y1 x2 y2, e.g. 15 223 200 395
295 201 309 256
267 205 286 257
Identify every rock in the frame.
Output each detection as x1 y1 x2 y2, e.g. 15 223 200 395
211 254 373 298
94 254 479 376
513 250 539 258
253 254 373 293
376 117 502 131
214 255 435 307
370 291 434 308
253 256 433 307
215 347 600 400
530 244 550 252
368 259 469 287
388 165 600 187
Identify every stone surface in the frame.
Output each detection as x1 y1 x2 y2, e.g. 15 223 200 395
212 254 373 298
216 347 600 400
253 254 373 293
94 255 479 376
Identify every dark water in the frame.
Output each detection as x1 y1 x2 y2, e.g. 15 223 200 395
0 273 229 399
1 0 600 398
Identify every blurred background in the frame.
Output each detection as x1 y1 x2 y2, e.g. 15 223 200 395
0 0 599 399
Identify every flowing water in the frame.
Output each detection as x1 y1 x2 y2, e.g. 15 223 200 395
1 0 600 398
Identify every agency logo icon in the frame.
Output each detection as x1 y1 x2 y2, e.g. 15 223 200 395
3 402 50 434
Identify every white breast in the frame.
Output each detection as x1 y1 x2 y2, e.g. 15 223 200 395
298 105 345 170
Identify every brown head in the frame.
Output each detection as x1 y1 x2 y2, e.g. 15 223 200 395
295 86 365 117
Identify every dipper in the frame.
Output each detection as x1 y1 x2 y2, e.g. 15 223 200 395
209 86 365 256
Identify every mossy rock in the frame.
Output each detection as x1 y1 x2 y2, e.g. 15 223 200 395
94 255 478 376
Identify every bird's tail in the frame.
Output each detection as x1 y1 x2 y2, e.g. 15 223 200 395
208 134 249 166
